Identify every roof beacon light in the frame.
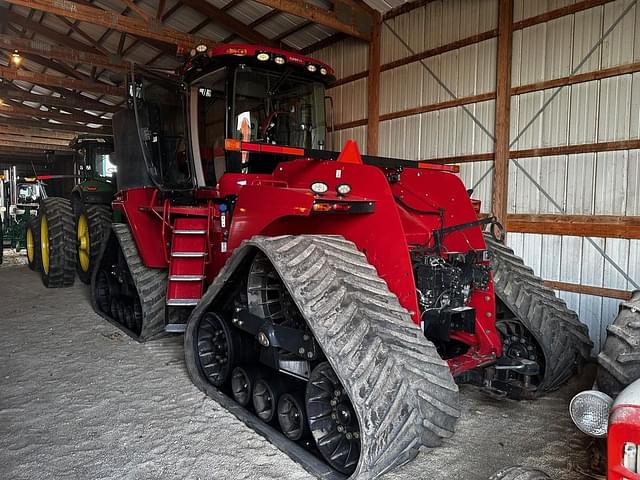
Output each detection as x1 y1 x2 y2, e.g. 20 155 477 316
195 44 208 53
274 56 286 65
307 64 317 73
257 52 270 62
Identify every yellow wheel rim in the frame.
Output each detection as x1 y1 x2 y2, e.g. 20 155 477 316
41 215 50 275
77 213 90 273
26 227 35 263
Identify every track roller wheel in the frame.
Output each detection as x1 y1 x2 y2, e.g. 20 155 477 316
76 204 111 284
26 216 41 271
306 362 360 476
231 367 255 407
196 312 236 387
597 291 640 397
40 197 76 288
489 466 551 480
278 392 308 441
252 378 283 423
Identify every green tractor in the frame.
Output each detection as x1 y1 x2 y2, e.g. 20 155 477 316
35 135 116 287
1 166 45 267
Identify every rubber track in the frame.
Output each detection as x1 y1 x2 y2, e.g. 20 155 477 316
189 235 460 479
94 224 167 341
26 216 41 271
597 291 640 397
489 466 551 480
40 197 76 287
77 204 112 284
485 235 592 393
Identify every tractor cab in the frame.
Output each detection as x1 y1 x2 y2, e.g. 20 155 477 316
70 135 117 183
131 45 335 192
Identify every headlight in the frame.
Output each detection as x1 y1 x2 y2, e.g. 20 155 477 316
569 390 613 438
307 64 317 73
336 184 351 195
274 56 285 65
257 52 270 62
310 182 328 194
195 43 208 53
320 67 327 75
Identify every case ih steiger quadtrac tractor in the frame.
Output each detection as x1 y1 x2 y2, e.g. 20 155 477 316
31 134 116 286
91 44 593 479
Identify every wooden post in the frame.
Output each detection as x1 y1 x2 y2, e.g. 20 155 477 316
366 16 381 155
492 0 513 231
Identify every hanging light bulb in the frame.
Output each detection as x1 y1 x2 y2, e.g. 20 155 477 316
11 50 22 67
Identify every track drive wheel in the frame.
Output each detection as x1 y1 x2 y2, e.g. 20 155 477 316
489 466 551 480
486 235 592 396
40 198 76 287
26 216 41 271
76 204 112 284
597 291 640 397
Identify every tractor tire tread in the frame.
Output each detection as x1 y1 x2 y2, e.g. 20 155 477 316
40 197 76 287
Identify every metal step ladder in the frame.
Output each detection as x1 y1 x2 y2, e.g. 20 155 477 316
165 217 208 332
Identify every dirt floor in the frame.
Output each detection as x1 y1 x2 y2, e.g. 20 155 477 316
0 256 597 480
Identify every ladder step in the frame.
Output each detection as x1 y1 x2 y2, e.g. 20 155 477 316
169 275 206 281
165 323 187 333
171 252 207 258
174 230 207 235
166 299 200 306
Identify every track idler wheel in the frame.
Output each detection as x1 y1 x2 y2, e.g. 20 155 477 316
196 312 236 387
306 362 360 476
277 392 309 442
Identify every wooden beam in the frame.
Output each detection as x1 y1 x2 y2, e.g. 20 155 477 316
0 125 75 140
544 280 633 301
492 0 514 231
513 0 615 30
1 103 110 126
179 0 279 47
119 0 150 21
0 133 70 146
379 92 497 123
252 0 372 40
0 67 125 96
0 34 128 72
366 17 381 155
0 86 120 113
506 213 640 240
0 116 112 134
4 0 210 49
510 139 640 159
0 139 72 150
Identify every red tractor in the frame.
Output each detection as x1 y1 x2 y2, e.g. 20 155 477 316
92 44 592 478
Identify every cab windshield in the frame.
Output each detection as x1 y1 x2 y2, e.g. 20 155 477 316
93 146 117 179
17 184 39 204
232 65 326 150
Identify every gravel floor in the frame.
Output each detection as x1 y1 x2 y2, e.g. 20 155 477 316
0 261 596 480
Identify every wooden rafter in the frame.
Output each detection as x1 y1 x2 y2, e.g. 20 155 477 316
0 133 70 146
0 67 125 96
0 138 73 150
0 86 119 113
1 103 110 125
252 0 372 40
4 0 211 49
0 117 112 134
0 124 75 140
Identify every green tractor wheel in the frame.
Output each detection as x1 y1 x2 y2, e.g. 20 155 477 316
75 204 112 284
26 216 41 271
40 198 76 288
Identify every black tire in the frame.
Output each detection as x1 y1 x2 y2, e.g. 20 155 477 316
39 197 76 288
76 204 111 284
597 291 640 397
486 235 593 395
26 215 41 271
490 466 551 480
